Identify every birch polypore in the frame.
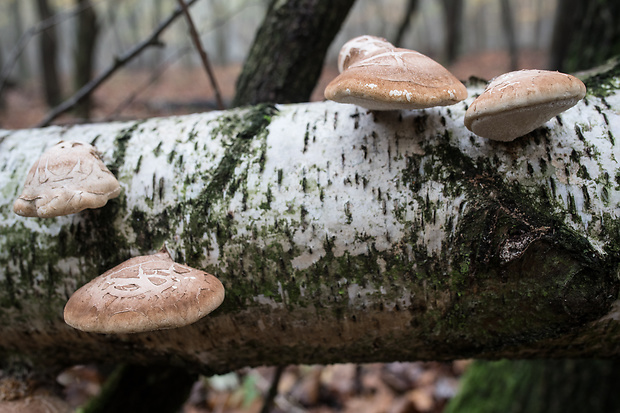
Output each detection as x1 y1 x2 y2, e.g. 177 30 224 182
13 140 121 218
1 66 620 372
464 69 587 141
325 35 467 110
63 248 225 334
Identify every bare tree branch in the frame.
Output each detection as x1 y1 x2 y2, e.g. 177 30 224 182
36 0 201 128
103 47 191 122
176 0 225 110
103 0 259 122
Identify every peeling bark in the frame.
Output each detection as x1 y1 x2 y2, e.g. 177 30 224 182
2 64 620 373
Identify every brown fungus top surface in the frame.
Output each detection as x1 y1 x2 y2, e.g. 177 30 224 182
336 35 392 73
13 141 121 218
464 69 587 141
63 249 225 334
325 35 467 111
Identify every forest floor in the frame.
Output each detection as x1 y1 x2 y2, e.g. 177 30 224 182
2 49 546 412
58 361 470 413
182 362 470 413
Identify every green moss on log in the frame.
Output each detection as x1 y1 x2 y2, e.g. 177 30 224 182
581 57 620 98
446 359 620 413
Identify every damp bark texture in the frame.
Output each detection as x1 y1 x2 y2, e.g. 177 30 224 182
2 63 620 374
232 0 355 106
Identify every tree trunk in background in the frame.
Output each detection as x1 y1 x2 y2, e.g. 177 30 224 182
445 359 620 413
499 0 518 71
35 0 62 107
549 0 585 71
441 0 463 65
10 0 29 82
232 0 356 106
106 0 124 51
2 63 620 373
471 2 485 52
210 0 230 65
391 0 419 47
126 2 143 68
74 0 99 120
150 0 165 67
534 0 544 50
550 0 620 72
0 46 4 110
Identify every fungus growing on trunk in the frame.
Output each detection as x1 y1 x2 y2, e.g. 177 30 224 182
13 141 121 218
63 247 225 334
324 35 467 110
464 69 587 141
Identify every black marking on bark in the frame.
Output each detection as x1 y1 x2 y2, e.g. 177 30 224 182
135 155 143 174
303 123 310 153
158 177 165 200
351 112 360 129
90 134 101 147
153 141 163 157
574 124 586 141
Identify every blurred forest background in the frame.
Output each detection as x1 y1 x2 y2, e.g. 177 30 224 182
0 0 604 130
1 0 620 412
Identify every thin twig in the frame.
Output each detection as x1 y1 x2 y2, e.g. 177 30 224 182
36 0 201 128
103 47 190 121
260 365 285 413
176 0 225 110
0 0 97 98
105 0 257 121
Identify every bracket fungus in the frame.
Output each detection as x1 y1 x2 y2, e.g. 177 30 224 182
464 69 587 141
13 140 121 218
63 248 225 334
324 35 467 110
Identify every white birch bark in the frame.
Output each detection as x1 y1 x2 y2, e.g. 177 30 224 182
1 72 620 372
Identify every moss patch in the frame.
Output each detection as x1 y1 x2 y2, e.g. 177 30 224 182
581 57 620 98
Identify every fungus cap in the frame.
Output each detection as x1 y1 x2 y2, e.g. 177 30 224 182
63 248 225 334
325 36 467 111
337 35 392 73
464 69 587 141
13 141 121 218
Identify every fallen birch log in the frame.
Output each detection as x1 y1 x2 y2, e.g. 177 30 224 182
1 64 620 373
